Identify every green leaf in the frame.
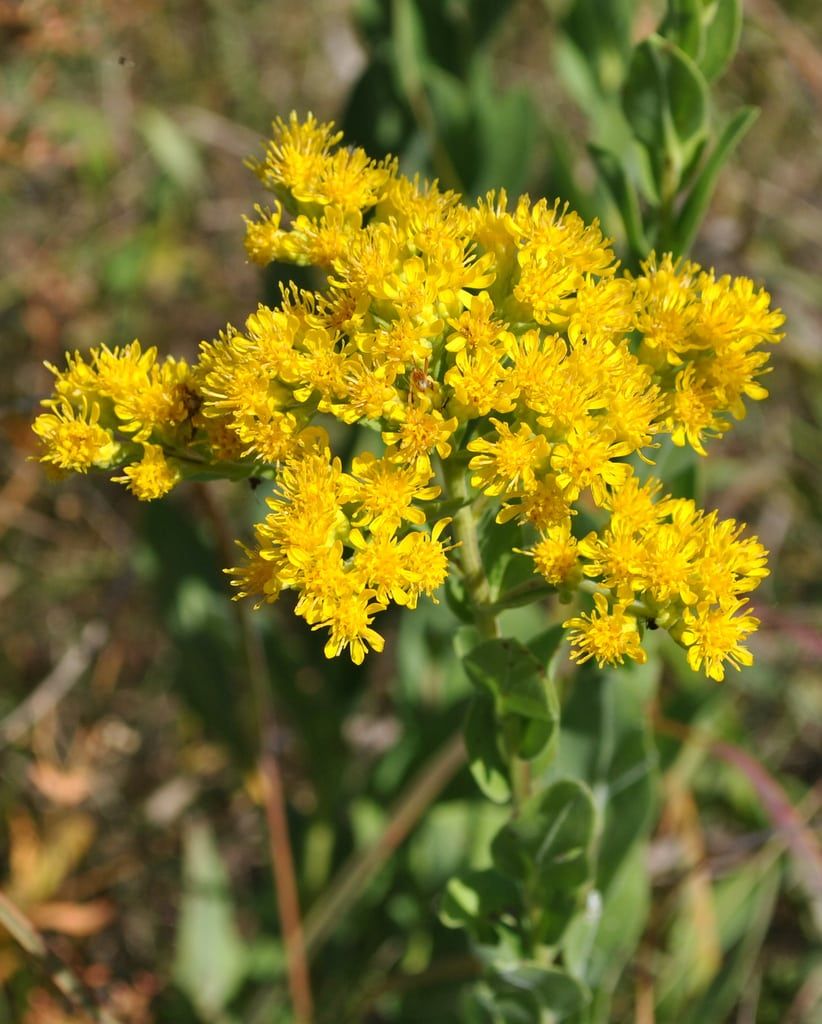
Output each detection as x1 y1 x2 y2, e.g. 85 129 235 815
659 0 742 83
491 779 595 878
490 964 590 1022
446 571 476 624
391 0 428 101
527 624 566 672
142 503 247 754
546 661 659 1007
553 661 659 891
173 821 248 1019
492 780 597 944
138 107 203 191
465 694 512 803
637 435 701 501
537 122 603 227
341 61 414 158
621 38 665 151
425 64 471 133
478 506 524 602
699 0 742 81
661 39 711 153
440 866 521 944
489 993 537 1024
463 638 559 761
561 0 639 95
660 0 705 61
622 36 710 195
409 799 509 890
673 105 758 255
562 840 650 994
469 59 538 196
588 143 649 260
553 36 605 121
459 986 499 1024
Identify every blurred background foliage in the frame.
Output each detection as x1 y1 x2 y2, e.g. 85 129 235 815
0 0 820 1021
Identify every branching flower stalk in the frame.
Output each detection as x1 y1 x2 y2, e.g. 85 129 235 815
34 112 783 685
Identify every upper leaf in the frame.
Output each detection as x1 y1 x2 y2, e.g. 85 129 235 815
463 638 559 761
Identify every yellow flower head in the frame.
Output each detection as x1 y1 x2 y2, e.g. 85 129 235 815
314 587 387 665
550 426 632 505
445 347 517 419
382 403 458 470
445 291 512 354
563 593 647 669
399 519 456 607
497 475 572 531
114 444 180 501
468 420 550 497
33 398 119 473
226 543 282 609
680 599 759 681
521 520 581 588
350 529 417 607
343 452 440 535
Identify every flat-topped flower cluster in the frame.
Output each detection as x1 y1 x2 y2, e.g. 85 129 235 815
34 113 783 677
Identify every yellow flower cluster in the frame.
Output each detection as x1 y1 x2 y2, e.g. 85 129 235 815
32 342 196 496
561 477 768 680
33 113 783 677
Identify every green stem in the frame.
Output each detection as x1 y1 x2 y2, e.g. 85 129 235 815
443 459 499 640
490 578 556 613
443 459 534 809
511 759 532 808
577 578 657 621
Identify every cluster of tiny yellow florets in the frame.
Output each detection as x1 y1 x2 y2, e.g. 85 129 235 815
33 113 784 677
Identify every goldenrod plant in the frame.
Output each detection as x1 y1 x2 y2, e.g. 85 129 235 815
17 0 814 1018
32 109 784 1019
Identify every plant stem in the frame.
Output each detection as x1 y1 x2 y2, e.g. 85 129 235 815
578 578 657 620
511 759 532 807
443 458 499 640
443 460 534 808
490 577 556 613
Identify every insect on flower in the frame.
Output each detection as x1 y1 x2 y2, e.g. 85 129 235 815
407 357 434 404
